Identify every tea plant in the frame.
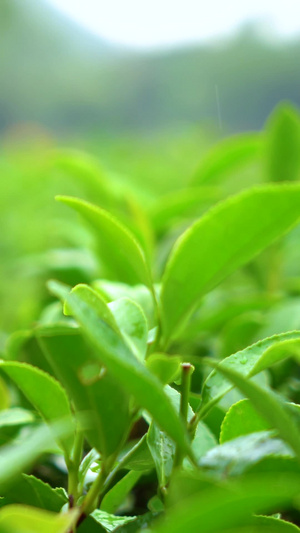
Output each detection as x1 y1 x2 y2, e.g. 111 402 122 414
1 104 300 532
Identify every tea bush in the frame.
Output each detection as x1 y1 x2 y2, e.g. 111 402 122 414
1 104 300 531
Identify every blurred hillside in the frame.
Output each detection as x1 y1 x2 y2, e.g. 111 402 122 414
1 0 300 135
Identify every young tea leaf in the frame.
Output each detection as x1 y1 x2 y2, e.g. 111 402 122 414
200 331 300 416
108 298 148 360
56 196 153 288
146 354 181 385
49 281 192 458
265 104 300 183
161 185 300 343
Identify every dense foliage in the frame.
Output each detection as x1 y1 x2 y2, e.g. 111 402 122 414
1 104 300 531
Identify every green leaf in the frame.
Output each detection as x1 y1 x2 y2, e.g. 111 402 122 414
182 291 270 341
118 435 154 472
0 421 73 492
0 408 35 428
77 516 106 532
49 281 192 458
108 298 148 360
101 470 143 514
243 515 300 532
161 185 300 343
88 510 136 532
200 331 300 417
146 354 181 384
68 284 149 359
147 421 175 488
189 422 217 464
223 516 300 532
0 505 77 533
265 104 300 183
250 337 300 376
0 408 35 447
220 399 271 443
56 196 153 288
0 376 9 410
78 448 100 494
203 358 300 462
93 280 156 329
66 284 118 332
0 361 75 457
191 133 261 185
108 512 158 532
154 472 300 533
37 324 130 458
2 474 67 512
200 431 293 477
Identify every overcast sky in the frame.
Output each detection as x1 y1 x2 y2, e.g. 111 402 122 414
47 0 300 49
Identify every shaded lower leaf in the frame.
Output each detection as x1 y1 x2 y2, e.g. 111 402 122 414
89 510 136 532
0 421 73 492
2 474 67 512
118 435 154 472
220 399 271 443
0 360 75 457
153 472 300 533
203 359 300 462
147 421 175 488
107 512 159 532
101 470 143 514
189 422 217 464
200 431 293 477
37 324 130 458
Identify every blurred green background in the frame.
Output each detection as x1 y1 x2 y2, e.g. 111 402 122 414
1 0 300 135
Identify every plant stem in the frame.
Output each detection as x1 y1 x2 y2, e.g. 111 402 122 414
80 463 107 517
76 411 141 526
101 432 149 496
174 362 194 468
